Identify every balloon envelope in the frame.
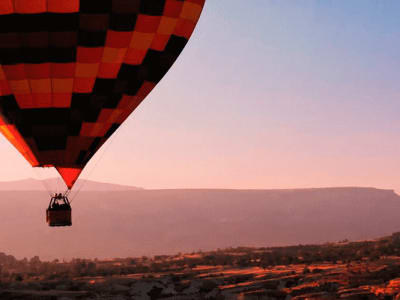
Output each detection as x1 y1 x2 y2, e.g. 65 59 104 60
0 0 205 188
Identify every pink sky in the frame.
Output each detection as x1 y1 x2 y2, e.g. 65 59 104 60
1 1 400 191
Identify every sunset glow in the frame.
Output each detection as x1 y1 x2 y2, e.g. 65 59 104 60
1 0 400 191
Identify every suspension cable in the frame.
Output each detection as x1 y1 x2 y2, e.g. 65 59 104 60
33 167 53 197
69 132 119 202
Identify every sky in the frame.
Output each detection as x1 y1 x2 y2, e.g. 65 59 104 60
2 0 400 190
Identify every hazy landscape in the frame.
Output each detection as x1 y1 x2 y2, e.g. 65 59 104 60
0 180 399 299
0 0 398 299
0 179 399 261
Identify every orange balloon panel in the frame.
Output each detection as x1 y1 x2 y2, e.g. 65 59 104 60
0 0 206 188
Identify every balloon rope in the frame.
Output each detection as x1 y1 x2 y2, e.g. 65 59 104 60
57 176 63 194
55 176 59 193
33 168 52 197
70 132 118 202
64 189 71 198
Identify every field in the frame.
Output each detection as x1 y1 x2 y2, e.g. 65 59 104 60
2 233 400 299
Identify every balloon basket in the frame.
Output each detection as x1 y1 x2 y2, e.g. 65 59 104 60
46 194 72 227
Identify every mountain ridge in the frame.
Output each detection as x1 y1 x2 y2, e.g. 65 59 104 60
0 186 399 260
0 178 143 191
0 178 396 194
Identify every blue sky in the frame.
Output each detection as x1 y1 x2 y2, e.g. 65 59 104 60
2 0 400 190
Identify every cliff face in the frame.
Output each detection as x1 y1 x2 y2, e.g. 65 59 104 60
0 187 399 260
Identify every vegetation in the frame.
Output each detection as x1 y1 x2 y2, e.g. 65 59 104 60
2 233 400 298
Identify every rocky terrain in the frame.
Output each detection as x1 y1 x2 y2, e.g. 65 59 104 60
2 233 400 299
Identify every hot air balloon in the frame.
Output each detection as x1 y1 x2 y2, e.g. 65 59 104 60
0 0 205 226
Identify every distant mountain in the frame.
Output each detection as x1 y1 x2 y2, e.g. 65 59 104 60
0 187 399 260
0 178 143 191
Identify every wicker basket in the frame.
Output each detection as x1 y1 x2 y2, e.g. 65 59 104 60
46 209 72 226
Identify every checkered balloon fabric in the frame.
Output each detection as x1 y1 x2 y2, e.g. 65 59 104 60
0 0 205 188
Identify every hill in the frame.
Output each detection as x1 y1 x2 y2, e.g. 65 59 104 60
0 178 143 191
0 186 399 260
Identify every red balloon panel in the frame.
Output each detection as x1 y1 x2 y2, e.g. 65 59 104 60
0 0 206 188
